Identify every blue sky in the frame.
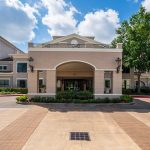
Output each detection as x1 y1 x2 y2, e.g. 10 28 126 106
0 0 149 52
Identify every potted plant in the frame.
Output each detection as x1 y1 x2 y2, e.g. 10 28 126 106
40 85 46 93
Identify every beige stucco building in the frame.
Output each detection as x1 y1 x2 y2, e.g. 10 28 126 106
0 34 150 97
1 34 149 98
27 34 122 98
0 36 28 89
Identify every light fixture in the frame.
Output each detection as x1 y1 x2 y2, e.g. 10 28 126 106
28 57 34 72
29 64 34 72
115 57 121 73
28 57 34 62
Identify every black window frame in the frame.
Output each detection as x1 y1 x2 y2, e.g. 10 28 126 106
17 79 27 88
0 65 8 71
17 63 27 73
0 80 9 87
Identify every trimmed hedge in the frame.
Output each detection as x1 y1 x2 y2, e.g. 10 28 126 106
140 87 150 94
29 95 133 104
56 91 93 100
123 87 150 95
122 89 135 95
0 88 28 94
30 96 57 103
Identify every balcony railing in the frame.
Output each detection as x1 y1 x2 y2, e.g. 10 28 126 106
28 43 108 48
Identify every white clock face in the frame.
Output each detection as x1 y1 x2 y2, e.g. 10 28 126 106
71 39 78 45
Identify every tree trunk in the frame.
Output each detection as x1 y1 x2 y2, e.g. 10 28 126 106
137 73 141 94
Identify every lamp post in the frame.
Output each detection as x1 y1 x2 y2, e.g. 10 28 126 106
115 57 121 73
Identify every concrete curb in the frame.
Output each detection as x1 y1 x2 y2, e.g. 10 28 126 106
18 102 135 106
0 94 25 97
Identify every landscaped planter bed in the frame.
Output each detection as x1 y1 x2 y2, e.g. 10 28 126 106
16 95 133 104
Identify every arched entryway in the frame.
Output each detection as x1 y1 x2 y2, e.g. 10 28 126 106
56 61 95 92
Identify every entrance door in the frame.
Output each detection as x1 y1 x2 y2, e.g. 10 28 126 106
63 79 93 91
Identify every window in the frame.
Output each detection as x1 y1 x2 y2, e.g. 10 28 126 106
17 63 27 73
0 65 8 71
105 79 111 88
135 81 145 88
104 71 113 94
0 80 9 87
122 79 130 89
122 66 130 73
39 79 44 87
17 79 27 88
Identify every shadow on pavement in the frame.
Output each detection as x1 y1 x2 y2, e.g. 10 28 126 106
31 98 150 113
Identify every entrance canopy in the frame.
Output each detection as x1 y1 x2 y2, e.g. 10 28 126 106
56 61 94 91
56 61 94 78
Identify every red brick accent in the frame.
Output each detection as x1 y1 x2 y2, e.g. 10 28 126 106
0 106 48 150
111 112 150 150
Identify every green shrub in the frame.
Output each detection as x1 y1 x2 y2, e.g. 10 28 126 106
0 88 28 94
122 89 135 95
120 95 133 103
110 98 122 103
30 96 56 103
16 95 28 102
56 91 74 100
56 91 93 100
29 95 132 104
75 91 93 100
140 87 150 94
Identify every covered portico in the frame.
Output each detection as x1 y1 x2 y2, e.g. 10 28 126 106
28 60 122 98
27 34 122 98
56 61 94 92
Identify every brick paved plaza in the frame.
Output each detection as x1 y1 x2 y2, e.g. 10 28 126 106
0 96 150 150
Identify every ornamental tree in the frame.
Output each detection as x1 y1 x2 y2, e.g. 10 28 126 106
112 7 150 93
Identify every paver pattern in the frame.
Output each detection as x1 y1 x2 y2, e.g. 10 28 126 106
0 105 48 150
0 108 28 131
111 111 150 150
0 97 149 150
22 105 141 150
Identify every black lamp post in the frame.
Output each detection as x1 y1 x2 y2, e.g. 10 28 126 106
115 57 121 73
28 57 34 72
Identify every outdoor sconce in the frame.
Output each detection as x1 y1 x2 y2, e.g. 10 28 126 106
28 57 34 72
28 57 34 62
115 57 121 73
29 64 34 72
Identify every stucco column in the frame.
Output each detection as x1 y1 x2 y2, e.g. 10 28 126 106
46 70 56 96
113 71 122 94
28 70 39 93
94 70 104 97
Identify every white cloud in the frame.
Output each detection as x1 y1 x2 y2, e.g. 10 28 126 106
42 0 78 36
41 0 120 44
77 9 120 44
0 0 121 44
0 0 38 43
142 0 150 11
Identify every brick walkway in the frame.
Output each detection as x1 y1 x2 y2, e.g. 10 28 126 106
0 105 48 150
110 111 150 150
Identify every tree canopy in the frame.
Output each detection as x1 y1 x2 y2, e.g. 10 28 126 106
112 6 150 92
